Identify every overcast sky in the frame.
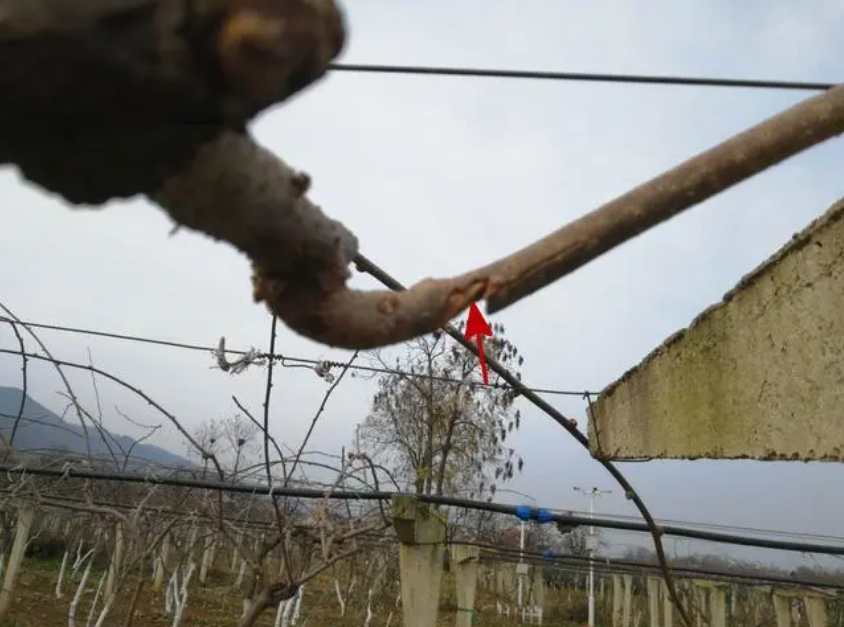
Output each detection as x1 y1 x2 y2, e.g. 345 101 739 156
2 0 843 569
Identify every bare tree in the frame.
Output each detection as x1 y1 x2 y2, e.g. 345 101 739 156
557 526 604 558
359 323 525 497
190 413 260 481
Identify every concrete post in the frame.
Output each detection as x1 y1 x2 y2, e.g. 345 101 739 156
772 592 790 627
693 583 707 627
491 563 504 600
660 579 674 627
751 588 765 625
646 577 660 627
199 527 217 584
528 566 545 625
709 585 727 627
392 496 447 627
450 545 479 627
0 506 34 621
104 522 124 599
612 574 623 627
622 574 633 627
526 566 542 606
804 594 829 627
507 565 518 602
153 533 170 591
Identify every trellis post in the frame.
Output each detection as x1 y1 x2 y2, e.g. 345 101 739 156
660 578 674 627
450 544 479 627
0 504 35 620
708 583 728 627
804 592 830 627
622 574 633 627
646 577 660 627
391 496 447 627
772 590 791 627
612 574 623 627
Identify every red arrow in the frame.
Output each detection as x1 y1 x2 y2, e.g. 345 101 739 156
464 302 493 384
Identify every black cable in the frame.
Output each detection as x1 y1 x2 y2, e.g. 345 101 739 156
454 541 844 591
0 316 592 397
483 552 844 592
330 63 834 93
31 489 844 591
32 491 843 592
31 452 844 544
5 463 844 557
350 535 844 591
546 508 844 545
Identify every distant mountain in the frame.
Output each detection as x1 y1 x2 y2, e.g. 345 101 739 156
0 386 193 470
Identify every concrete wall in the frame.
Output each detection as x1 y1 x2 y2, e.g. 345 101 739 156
588 199 844 461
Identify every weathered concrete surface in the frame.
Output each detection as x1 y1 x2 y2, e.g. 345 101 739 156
589 198 844 461
391 496 447 627
451 545 480 627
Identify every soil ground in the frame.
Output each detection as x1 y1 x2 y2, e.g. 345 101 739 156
1 557 591 627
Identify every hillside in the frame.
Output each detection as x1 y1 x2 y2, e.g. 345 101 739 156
0 386 192 470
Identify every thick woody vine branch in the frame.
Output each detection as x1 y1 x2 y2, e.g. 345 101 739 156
253 82 844 345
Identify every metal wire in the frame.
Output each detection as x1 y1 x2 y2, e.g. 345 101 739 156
330 63 833 92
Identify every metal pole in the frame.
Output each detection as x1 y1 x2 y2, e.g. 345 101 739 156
588 493 595 627
573 486 612 627
506 489 537 620
517 518 525 607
